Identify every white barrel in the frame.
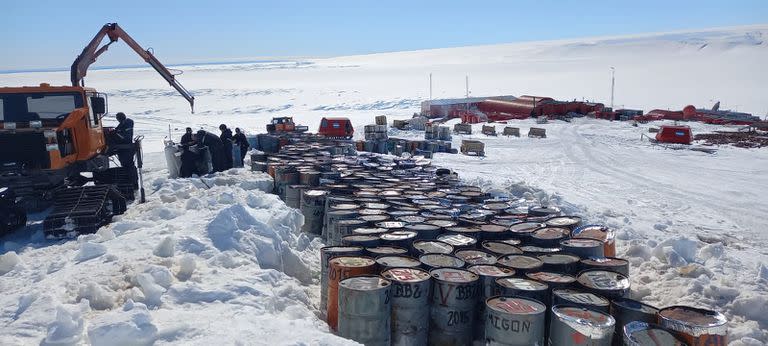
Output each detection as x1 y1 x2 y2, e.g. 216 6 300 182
485 296 547 346
548 306 615 346
164 144 181 178
338 276 392 346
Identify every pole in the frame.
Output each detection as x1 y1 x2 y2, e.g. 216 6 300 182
429 73 433 100
610 67 615 110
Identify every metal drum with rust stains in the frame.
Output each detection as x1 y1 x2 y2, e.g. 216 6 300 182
560 238 605 259
572 225 617 257
419 253 465 271
580 256 630 277
300 190 328 235
376 255 421 271
520 245 562 257
549 306 615 346
485 296 547 346
429 268 480 346
366 245 408 258
611 298 661 345
381 268 432 346
426 219 458 230
333 219 368 246
467 265 515 342
508 221 542 242
320 246 364 318
327 256 377 331
551 288 610 313
495 277 549 304
455 249 497 266
413 240 454 256
337 275 392 346
528 205 561 218
538 254 581 274
531 227 570 247
482 241 523 257
299 170 321 186
342 234 381 248
544 215 582 231
497 255 544 274
658 306 728 346
622 321 688 346
479 224 509 241
525 271 576 305
404 223 442 240
576 269 630 299
437 233 477 251
444 226 482 239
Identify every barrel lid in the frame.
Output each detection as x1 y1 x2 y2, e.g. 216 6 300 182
581 256 629 266
572 224 615 242
545 215 582 228
495 277 548 291
455 250 497 265
380 230 417 241
362 202 389 209
430 268 478 283
379 190 402 196
577 270 630 291
332 203 359 210
490 218 519 227
358 207 388 215
377 221 406 229
526 271 576 284
552 288 610 307
404 223 440 232
437 233 477 247
532 227 569 239
623 321 688 346
487 296 546 315
480 224 508 233
509 222 543 234
521 246 561 254
366 246 408 255
376 255 421 268
427 219 458 228
561 238 603 248
330 256 375 268
445 226 480 235
382 267 431 283
412 240 454 255
539 253 580 265
304 190 328 197
359 215 389 222
468 265 514 278
353 227 388 235
339 276 391 290
499 239 522 246
552 306 615 327
528 205 561 217
611 298 659 315
658 306 727 328
342 234 379 242
328 209 358 217
483 203 510 211
482 241 523 256
419 254 465 268
396 215 427 224
338 219 367 226
497 255 544 270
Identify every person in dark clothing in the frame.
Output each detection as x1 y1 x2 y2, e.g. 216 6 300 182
112 112 138 189
113 112 134 145
233 127 249 165
180 127 196 147
196 130 225 172
219 124 234 170
178 146 199 178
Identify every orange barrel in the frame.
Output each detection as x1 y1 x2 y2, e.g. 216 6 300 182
267 162 282 178
658 306 727 346
572 225 616 257
327 256 377 331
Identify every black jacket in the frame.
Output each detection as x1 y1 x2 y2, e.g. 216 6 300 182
114 118 134 144
180 132 195 146
233 133 249 149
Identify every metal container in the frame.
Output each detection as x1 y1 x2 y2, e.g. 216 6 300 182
520 245 562 256
412 240 454 256
485 296 547 346
468 265 515 342
284 184 307 209
437 233 477 251
382 268 432 346
527 206 561 218
611 298 661 345
376 255 421 271
495 277 549 304
508 222 543 241
419 253 465 271
325 209 359 244
548 306 615 346
379 230 418 252
524 272 576 305
579 257 630 277
544 215 582 231
531 227 569 247
623 321 688 346
320 246 364 318
365 246 408 257
299 170 321 186
538 254 581 274
429 268 480 346
479 224 509 241
482 241 523 257
360 214 390 226
333 219 368 246
444 226 482 239
572 225 616 257
327 256 377 331
658 306 728 346
497 255 543 274
352 227 388 237
301 190 328 235
341 234 381 248
551 288 610 313
404 223 442 240
560 238 605 259
377 220 407 231
455 249 497 266
337 275 392 346
576 270 630 300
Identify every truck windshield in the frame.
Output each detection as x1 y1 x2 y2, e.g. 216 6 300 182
0 92 84 122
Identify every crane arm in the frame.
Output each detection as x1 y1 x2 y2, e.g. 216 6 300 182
70 23 195 112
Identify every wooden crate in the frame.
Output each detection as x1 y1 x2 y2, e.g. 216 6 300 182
482 125 497 136
528 127 547 138
503 126 520 137
454 123 472 135
460 140 485 156
375 115 387 126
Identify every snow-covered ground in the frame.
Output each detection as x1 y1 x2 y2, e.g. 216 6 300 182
1 25 767 344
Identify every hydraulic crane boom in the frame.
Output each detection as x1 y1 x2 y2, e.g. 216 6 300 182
71 23 195 112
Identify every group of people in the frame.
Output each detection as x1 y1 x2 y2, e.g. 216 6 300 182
178 124 250 178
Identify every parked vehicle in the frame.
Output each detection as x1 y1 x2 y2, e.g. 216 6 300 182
318 117 354 139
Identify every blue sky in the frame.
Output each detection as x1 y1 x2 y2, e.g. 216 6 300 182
1 0 766 70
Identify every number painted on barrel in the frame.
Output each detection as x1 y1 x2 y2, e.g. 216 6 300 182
447 310 471 326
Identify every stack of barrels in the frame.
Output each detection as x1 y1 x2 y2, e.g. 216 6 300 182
254 135 728 346
362 124 389 154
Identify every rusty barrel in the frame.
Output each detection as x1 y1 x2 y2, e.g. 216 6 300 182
560 238 604 259
419 253 465 271
468 265 515 342
548 306 615 346
437 233 477 251
320 246 364 318
327 256 376 331
551 288 610 313
576 269 630 300
485 296 547 346
572 225 616 257
337 275 392 346
412 240 454 256
382 268 432 346
299 170 321 186
580 257 630 277
300 190 328 235
455 249 497 266
658 306 728 346
429 267 480 346
508 221 543 242
497 255 543 275
611 298 661 345
481 241 523 257
376 255 421 271
623 321 688 346
274 166 299 200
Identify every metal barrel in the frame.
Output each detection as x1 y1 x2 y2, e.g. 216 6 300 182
524 272 576 306
437 233 477 251
333 219 367 246
576 269 630 300
341 234 381 248
444 226 482 240
479 224 509 241
481 241 523 257
320 246 364 318
352 227 388 237
549 306 615 346
571 225 616 257
419 253 465 271
551 288 610 313
382 268 432 346
412 240 454 256
360 214 390 227
455 249 497 266
326 209 359 244
379 230 418 252
496 255 544 275
274 167 300 200
376 255 421 271
285 184 307 209
610 298 661 346
484 296 547 346
560 238 605 259
322 195 355 239
531 227 570 247
528 206 561 218
521 245 562 257
299 170 321 186
429 268 480 346
658 306 728 346
544 215 582 231
538 254 581 274
404 223 442 240
508 222 544 242
327 256 377 331
467 265 515 343
579 257 630 277
365 246 408 257
337 275 392 346
301 190 328 235
495 277 549 305
623 321 688 346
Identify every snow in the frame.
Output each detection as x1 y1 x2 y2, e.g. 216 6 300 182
1 25 767 344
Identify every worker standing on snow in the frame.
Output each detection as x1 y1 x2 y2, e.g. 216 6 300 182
178 146 199 178
112 112 138 189
196 129 225 172
219 124 234 170
233 127 250 166
180 127 196 147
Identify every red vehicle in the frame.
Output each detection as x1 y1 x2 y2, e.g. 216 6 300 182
318 117 354 139
656 125 692 144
